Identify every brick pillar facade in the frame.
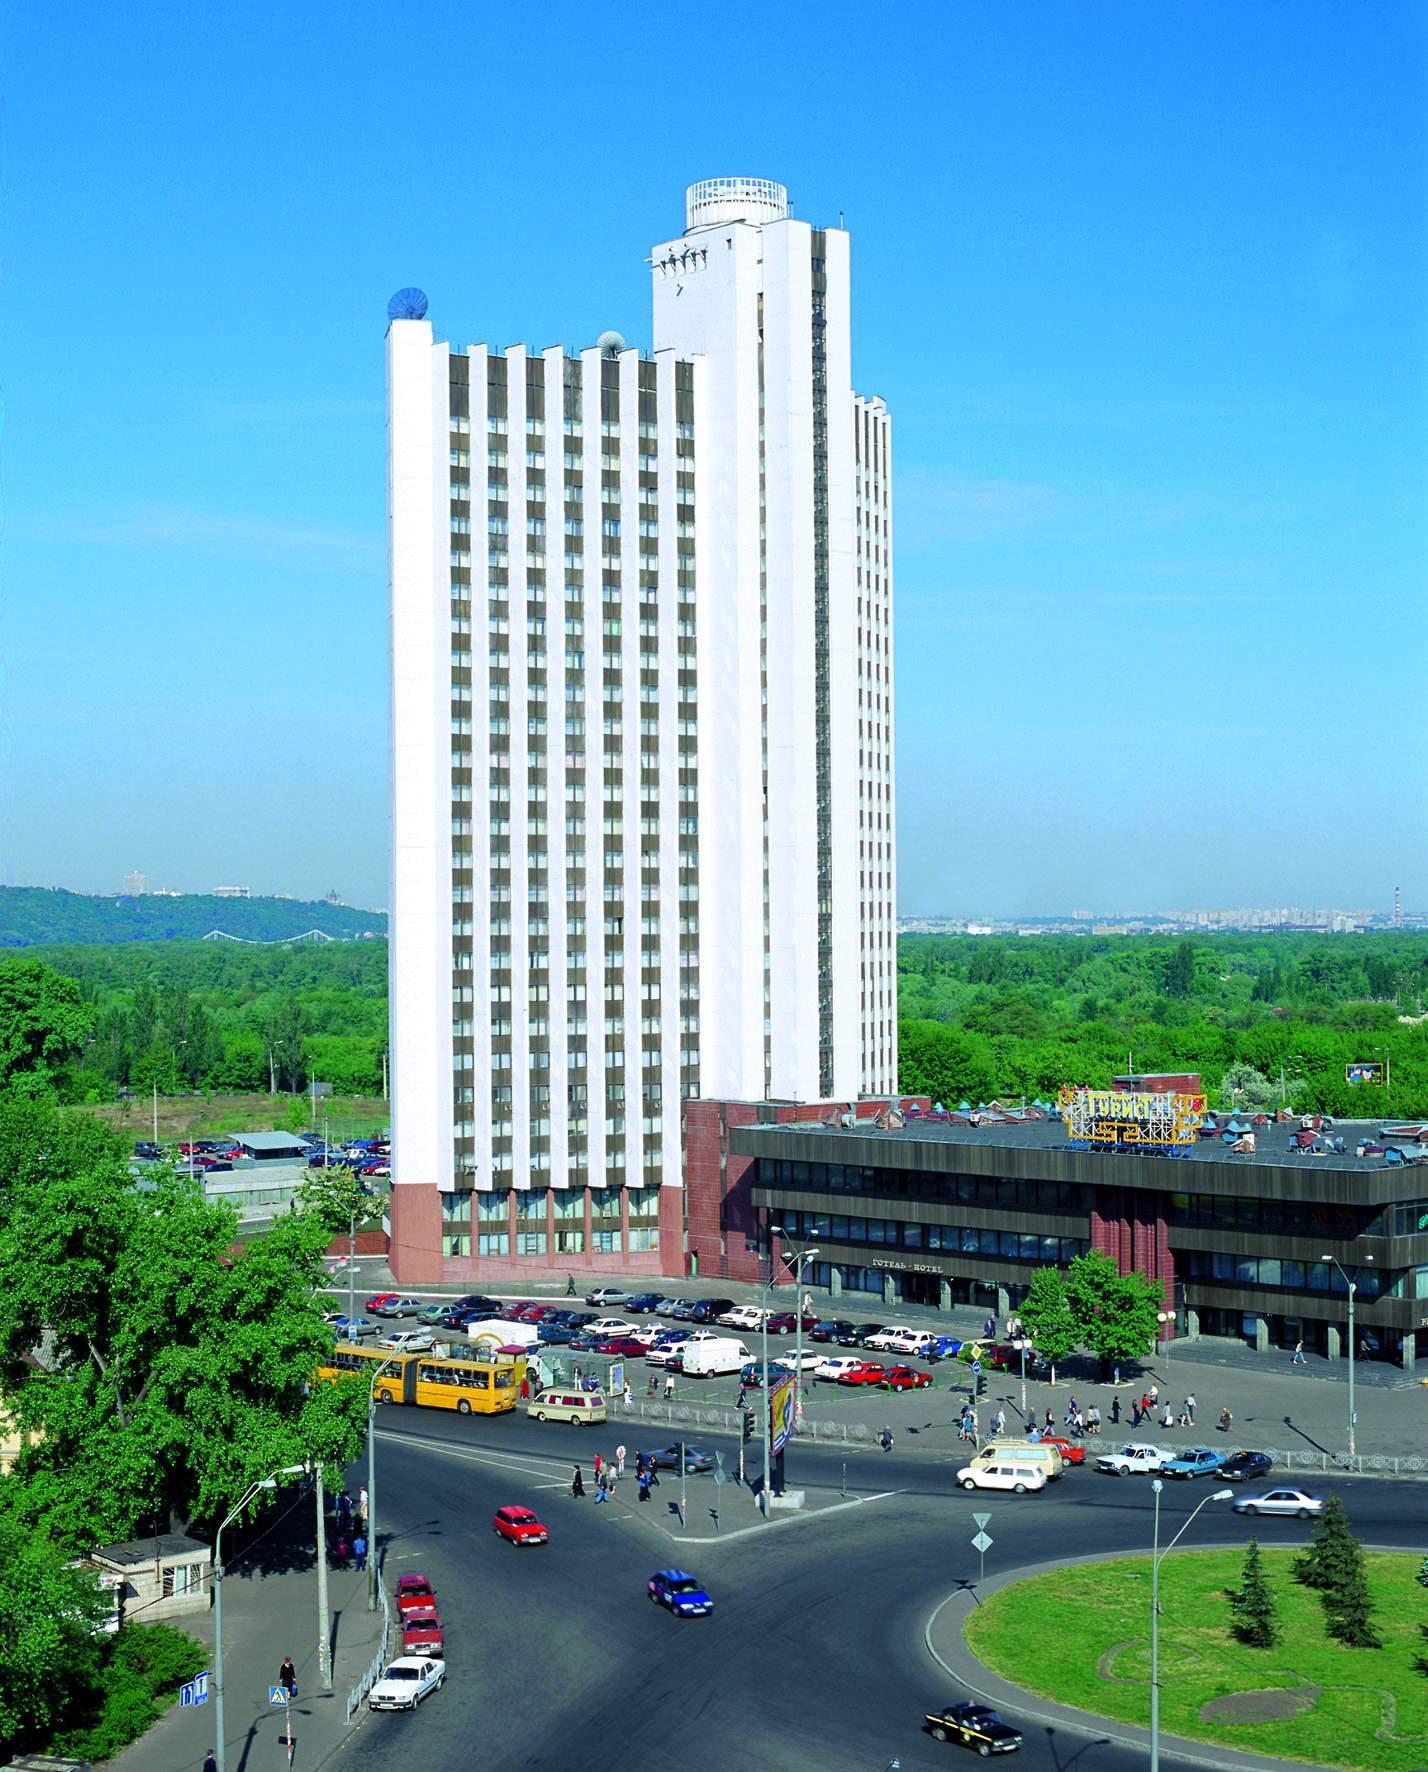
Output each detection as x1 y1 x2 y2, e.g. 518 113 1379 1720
1090 1186 1175 1326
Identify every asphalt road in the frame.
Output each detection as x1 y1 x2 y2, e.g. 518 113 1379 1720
337 1408 1425 1772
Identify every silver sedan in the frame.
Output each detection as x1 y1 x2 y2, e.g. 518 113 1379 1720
1233 1487 1324 1519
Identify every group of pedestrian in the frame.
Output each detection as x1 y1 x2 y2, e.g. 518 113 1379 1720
327 1485 368 1570
957 1402 980 1444
574 1444 639 1504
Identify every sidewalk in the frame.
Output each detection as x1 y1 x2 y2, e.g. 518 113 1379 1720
112 1547 385 1772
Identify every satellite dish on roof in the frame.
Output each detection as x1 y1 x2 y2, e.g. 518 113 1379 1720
596 329 626 358
387 287 429 322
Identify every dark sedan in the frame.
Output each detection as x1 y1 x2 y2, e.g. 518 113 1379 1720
766 1312 818 1336
625 1292 665 1314
689 1298 735 1324
843 1322 885 1346
1219 1449 1274 1483
810 1319 855 1343
649 1444 715 1473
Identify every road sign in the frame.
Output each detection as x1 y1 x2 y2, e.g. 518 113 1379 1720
971 1530 993 1554
972 1512 991 1529
269 1685 290 1707
971 1359 982 1374
179 1672 209 1707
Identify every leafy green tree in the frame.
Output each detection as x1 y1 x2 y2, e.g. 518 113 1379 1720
1228 1538 1278 1647
0 958 95 1095
1166 941 1195 998
299 1164 366 1238
1064 1250 1162 1371
1016 1267 1078 1383
1217 1061 1278 1110
1291 1496 1382 1648
0 1099 366 1543
0 1504 108 1751
264 995 306 1092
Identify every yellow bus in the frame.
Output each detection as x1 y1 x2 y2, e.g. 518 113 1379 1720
316 1344 522 1416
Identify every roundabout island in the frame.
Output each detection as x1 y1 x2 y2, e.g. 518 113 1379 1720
938 1546 1428 1772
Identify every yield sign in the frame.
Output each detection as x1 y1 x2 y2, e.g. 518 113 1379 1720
972 1512 991 1529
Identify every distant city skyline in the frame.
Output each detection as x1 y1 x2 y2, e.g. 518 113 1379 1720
4 3 1423 911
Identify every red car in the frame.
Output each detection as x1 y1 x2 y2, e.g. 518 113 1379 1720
492 1505 549 1546
366 1293 399 1314
1038 1434 1086 1466
836 1361 888 1386
883 1365 933 1391
395 1573 438 1613
766 1312 819 1335
503 1302 546 1321
595 1337 647 1357
400 1607 444 1654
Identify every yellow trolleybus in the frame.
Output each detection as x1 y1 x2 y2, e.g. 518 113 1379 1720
317 1343 522 1416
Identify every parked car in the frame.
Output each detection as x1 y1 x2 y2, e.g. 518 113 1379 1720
814 1356 866 1382
957 1461 1047 1495
1219 1449 1274 1484
1036 1434 1085 1467
1233 1488 1324 1519
770 1346 822 1373
133 1141 165 1160
670 1299 700 1320
372 1296 424 1319
1095 1443 1169 1477
649 1444 714 1473
367 1656 445 1711
739 1359 794 1388
717 1305 770 1332
624 1292 665 1314
492 1505 549 1545
841 1322 884 1347
810 1319 855 1343
585 1286 629 1307
594 1337 648 1358
647 1569 713 1618
395 1573 438 1613
586 1317 638 1338
655 1297 683 1317
766 1312 819 1336
365 1293 400 1314
420 1303 466 1329
1162 1447 1228 1480
378 1328 435 1353
450 1293 504 1316
689 1298 736 1324
863 1323 922 1352
926 1335 964 1361
883 1365 934 1392
644 1344 685 1368
836 1361 888 1387
925 1701 1024 1754
332 1315 379 1339
399 1609 444 1655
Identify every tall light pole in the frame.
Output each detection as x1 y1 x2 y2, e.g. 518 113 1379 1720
1156 1309 1174 1370
366 1355 398 1608
1321 1255 1368 1461
1012 1336 1032 1419
213 1466 305 1772
773 1228 820 1431
1149 1481 1233 1772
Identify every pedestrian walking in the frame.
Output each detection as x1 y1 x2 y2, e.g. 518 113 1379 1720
594 1474 609 1504
336 1489 351 1526
1073 1407 1085 1437
615 1444 627 1478
623 1380 633 1407
1027 1423 1042 1443
353 1534 367 1571
1044 1408 1054 1432
566 1273 577 1296
984 1315 996 1340
1065 1395 1078 1426
357 1485 369 1527
664 1373 675 1400
332 1534 349 1567
1292 1340 1306 1364
1218 1406 1232 1433
1148 1383 1159 1409
736 1384 748 1410
1185 1393 1196 1425
967 1407 979 1443
278 1656 299 1703
1087 1403 1101 1435
1110 1395 1121 1425
879 1426 894 1452
593 1452 603 1485
1160 1401 1173 1430
204 1751 219 1772
638 1471 651 1503
992 1407 1006 1437
571 1464 585 1498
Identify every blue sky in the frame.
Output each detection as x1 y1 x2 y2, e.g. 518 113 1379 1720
5 1 1424 916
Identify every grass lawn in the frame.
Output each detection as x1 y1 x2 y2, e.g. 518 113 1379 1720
81 1091 389 1143
963 1548 1428 1771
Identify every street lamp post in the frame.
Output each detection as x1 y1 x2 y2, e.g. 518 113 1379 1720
213 1466 306 1772
366 1356 398 1608
1012 1337 1031 1419
774 1229 820 1433
1149 1481 1233 1772
1156 1310 1174 1369
1320 1255 1368 1461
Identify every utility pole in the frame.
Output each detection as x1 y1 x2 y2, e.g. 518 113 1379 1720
152 1083 159 1145
314 1467 331 1687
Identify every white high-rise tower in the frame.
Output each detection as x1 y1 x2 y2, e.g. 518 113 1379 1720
386 182 895 1283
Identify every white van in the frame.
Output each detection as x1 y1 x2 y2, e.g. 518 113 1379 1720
467 1318 539 1349
679 1337 751 1378
527 1391 607 1425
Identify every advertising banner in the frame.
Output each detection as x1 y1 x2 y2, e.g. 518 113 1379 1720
768 1374 795 1457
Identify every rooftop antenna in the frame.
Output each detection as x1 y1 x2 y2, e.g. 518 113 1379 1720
839 209 845 228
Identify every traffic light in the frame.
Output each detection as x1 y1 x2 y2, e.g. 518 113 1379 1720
741 1408 755 1444
975 1371 987 1401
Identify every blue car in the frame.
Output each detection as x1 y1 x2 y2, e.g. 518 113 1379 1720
926 1336 963 1361
648 1569 713 1618
625 1292 664 1314
1161 1447 1226 1480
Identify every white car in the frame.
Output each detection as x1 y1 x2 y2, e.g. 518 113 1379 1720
626 1323 664 1346
775 1347 823 1373
587 1317 638 1337
1233 1488 1324 1519
814 1355 866 1381
378 1328 435 1353
644 1343 685 1367
368 1656 446 1711
862 1324 919 1352
956 1462 1047 1495
717 1305 770 1331
1096 1443 1169 1476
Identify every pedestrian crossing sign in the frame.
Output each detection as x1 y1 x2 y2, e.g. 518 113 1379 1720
269 1685 289 1706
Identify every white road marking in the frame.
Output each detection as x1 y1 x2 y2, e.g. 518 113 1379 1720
375 1430 572 1484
